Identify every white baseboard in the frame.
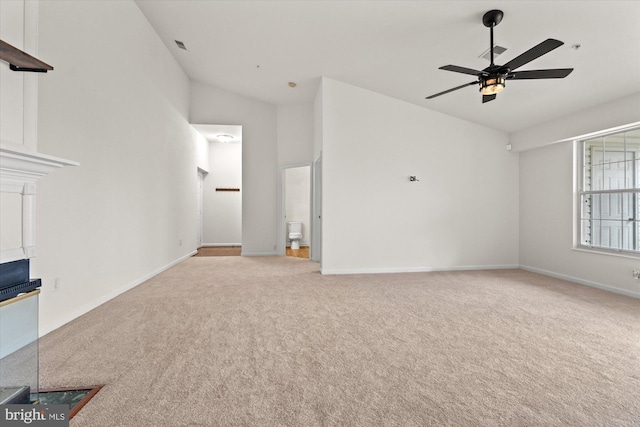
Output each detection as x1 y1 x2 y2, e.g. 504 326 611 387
39 250 197 337
202 243 242 247
321 264 519 275
241 251 279 257
519 265 640 299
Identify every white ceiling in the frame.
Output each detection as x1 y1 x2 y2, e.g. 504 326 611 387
192 124 242 143
136 1 640 133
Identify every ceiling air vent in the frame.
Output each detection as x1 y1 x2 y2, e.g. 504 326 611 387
175 40 187 50
479 45 506 61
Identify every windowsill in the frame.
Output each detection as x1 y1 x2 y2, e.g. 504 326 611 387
572 246 640 260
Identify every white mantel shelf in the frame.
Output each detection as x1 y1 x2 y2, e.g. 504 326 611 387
0 144 78 190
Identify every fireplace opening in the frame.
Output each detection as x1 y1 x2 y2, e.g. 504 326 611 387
0 259 42 303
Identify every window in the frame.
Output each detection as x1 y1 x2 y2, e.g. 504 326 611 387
577 126 640 254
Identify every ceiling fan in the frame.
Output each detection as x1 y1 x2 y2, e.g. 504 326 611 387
426 9 573 103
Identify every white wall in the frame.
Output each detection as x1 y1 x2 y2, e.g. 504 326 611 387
190 81 278 255
313 83 324 161
320 78 519 274
519 109 640 298
277 104 314 166
510 92 640 152
285 166 311 246
32 0 199 335
194 131 210 173
203 142 242 245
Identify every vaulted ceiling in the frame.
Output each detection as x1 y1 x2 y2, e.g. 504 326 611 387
136 1 640 133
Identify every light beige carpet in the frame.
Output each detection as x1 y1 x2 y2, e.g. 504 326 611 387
38 257 640 426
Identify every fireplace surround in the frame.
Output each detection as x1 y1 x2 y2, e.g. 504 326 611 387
0 146 76 405
1 0 78 407
0 140 77 405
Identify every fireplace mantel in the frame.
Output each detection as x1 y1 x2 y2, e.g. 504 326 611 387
0 144 77 263
0 144 78 190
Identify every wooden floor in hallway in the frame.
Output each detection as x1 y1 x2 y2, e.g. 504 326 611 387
195 246 241 256
195 246 309 259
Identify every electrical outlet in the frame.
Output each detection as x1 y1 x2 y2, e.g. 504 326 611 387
179 239 182 246
633 270 640 279
53 278 59 292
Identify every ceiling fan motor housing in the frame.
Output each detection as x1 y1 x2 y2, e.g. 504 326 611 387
479 65 510 94
480 76 506 95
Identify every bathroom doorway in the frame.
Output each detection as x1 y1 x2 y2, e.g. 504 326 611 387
281 164 312 259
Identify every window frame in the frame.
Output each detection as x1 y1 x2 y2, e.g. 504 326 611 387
575 124 640 257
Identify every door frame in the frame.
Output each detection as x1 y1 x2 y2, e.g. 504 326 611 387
196 168 207 249
311 155 322 262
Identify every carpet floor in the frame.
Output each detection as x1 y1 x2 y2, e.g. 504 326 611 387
38 257 640 426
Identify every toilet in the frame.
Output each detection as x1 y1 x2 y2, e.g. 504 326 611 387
287 222 303 250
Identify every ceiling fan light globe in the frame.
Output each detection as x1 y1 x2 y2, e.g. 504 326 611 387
480 77 505 95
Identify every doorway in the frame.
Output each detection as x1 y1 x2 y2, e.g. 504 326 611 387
193 124 242 253
281 164 312 259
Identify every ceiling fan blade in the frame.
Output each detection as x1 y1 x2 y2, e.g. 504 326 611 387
426 81 477 99
503 39 564 71
482 94 496 103
439 65 487 76
508 68 573 80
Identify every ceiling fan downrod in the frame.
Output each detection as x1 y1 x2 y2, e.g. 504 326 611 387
483 10 504 67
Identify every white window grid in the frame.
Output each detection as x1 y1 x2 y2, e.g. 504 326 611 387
578 126 640 255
